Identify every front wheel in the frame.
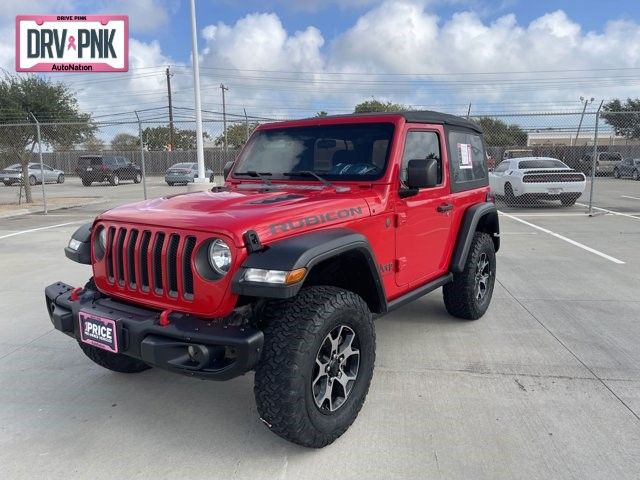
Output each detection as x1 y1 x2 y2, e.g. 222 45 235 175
254 286 375 448
57 173 65 184
82 179 92 186
78 342 151 373
504 183 518 206
633 169 639 181
133 172 141 183
443 232 496 320
110 173 120 186
28 175 36 186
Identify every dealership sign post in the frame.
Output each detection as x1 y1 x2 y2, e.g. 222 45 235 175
16 15 128 72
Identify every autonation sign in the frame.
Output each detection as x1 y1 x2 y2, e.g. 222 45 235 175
16 15 128 72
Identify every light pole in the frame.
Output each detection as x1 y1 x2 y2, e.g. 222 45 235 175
189 0 207 184
574 96 594 146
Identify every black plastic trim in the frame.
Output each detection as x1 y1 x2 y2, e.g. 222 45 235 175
232 228 386 309
450 203 500 273
385 273 453 313
64 223 92 264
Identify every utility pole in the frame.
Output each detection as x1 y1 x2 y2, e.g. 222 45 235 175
243 107 249 143
466 102 472 120
220 83 229 159
166 66 174 151
574 96 594 146
189 0 207 183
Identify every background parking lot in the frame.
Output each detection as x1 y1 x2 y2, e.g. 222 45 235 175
1 178 639 479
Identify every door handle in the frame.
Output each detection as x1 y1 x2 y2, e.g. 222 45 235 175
437 203 453 213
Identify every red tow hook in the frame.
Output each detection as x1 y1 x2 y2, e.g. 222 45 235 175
159 309 173 327
69 287 83 302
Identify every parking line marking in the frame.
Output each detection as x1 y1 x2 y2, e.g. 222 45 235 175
499 212 625 264
621 195 640 201
576 202 640 221
0 221 79 240
505 213 589 217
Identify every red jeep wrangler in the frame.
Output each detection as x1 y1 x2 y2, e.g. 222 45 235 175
46 111 499 448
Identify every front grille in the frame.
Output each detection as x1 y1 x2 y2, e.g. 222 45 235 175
523 171 585 183
104 226 196 301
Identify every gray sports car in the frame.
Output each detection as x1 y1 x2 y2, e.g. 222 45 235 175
165 162 214 185
1 163 65 186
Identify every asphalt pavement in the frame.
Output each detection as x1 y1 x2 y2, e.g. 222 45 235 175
0 180 639 479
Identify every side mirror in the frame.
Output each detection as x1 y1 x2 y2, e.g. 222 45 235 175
223 161 234 179
406 158 438 189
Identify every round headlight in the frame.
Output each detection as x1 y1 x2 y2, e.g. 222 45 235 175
208 239 232 275
98 227 107 250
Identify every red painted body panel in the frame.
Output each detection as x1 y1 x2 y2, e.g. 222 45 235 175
90 114 489 318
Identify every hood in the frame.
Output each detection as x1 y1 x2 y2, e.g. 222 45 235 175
98 185 372 247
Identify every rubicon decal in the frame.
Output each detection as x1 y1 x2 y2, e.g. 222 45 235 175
16 15 128 72
269 207 364 234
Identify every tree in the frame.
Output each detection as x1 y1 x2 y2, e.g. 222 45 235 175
475 117 528 147
602 98 640 139
315 111 328 117
354 99 409 113
82 138 105 151
142 126 210 151
0 74 95 202
111 133 139 151
214 122 259 149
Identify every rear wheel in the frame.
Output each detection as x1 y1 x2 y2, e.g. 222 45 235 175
28 175 36 186
57 173 65 184
78 342 151 373
3 181 10 186
633 169 639 181
82 179 92 186
443 232 496 320
166 181 174 186
613 168 621 179
110 173 120 186
133 172 141 183
254 286 375 448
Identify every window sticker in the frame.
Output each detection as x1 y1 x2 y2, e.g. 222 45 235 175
457 143 473 169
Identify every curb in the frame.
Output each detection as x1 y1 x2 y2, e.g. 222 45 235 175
0 197 104 219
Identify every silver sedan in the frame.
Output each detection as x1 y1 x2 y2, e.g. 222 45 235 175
165 162 213 186
1 163 65 186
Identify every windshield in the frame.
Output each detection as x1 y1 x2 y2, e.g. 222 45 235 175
232 123 394 181
171 163 194 169
518 159 567 169
507 150 533 159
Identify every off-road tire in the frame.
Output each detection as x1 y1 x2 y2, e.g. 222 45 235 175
133 172 142 183
78 342 151 373
254 286 375 448
110 173 120 186
443 232 496 320
82 179 92 186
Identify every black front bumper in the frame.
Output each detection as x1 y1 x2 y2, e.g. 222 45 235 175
45 282 263 381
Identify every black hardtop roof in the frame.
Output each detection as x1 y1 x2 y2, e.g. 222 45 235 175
314 110 482 133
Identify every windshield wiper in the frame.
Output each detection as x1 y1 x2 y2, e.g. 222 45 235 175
234 170 273 185
283 170 332 188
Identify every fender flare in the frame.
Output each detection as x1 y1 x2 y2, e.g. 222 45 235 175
231 228 386 311
64 222 92 265
450 203 500 273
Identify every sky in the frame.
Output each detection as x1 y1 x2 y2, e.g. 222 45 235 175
1 0 640 123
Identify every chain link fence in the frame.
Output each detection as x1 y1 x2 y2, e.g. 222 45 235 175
1 111 639 216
